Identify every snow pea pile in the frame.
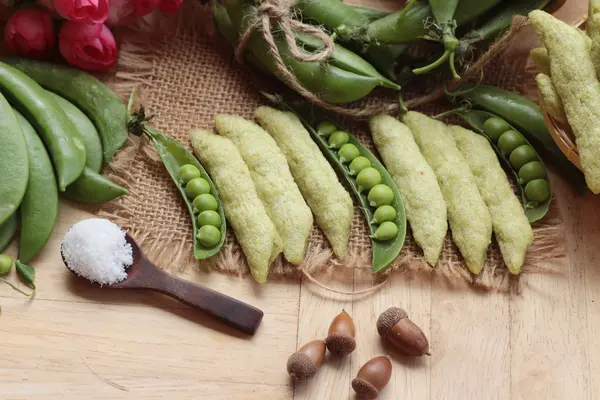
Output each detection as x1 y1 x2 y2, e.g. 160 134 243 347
0 58 129 271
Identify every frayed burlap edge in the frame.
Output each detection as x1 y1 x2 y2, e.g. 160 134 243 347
97 3 566 293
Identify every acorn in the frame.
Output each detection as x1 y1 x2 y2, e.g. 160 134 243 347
376 307 430 356
325 309 356 356
286 340 326 381
351 356 392 399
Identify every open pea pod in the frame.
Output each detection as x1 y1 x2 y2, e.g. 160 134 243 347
144 126 226 259
265 95 406 272
456 109 551 223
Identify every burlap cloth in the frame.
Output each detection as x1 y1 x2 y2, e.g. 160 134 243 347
99 2 566 292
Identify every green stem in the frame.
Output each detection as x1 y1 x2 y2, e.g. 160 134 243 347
448 51 460 80
432 103 472 119
412 49 452 75
0 278 34 297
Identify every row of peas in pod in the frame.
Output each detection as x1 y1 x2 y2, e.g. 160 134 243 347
482 117 550 206
317 122 398 241
178 164 223 248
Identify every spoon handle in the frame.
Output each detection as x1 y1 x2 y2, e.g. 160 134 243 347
146 263 263 334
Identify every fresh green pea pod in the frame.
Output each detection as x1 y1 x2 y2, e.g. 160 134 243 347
0 62 86 191
365 1 432 44
3 57 128 164
448 83 586 193
0 214 17 253
267 95 406 272
456 109 551 223
62 168 128 204
14 109 58 264
0 91 27 225
224 0 391 104
454 0 503 26
143 125 226 259
351 4 390 21
296 0 369 30
48 91 103 173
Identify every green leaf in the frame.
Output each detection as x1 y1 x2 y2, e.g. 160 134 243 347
15 260 35 289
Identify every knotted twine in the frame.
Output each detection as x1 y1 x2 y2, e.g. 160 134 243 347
234 2 531 119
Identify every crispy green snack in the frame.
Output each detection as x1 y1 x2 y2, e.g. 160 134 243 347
530 10 600 193
255 106 353 258
530 47 550 76
403 112 492 274
450 125 533 274
587 0 600 77
370 115 447 266
536 73 567 123
214 114 313 265
190 129 282 283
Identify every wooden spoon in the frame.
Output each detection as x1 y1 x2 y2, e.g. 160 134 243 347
62 232 264 335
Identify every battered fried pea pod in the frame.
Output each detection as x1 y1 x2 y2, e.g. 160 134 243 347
190 129 282 284
403 112 492 274
587 0 600 77
450 125 533 274
255 106 353 258
536 73 566 124
530 47 550 76
214 114 313 265
530 10 600 193
370 115 447 266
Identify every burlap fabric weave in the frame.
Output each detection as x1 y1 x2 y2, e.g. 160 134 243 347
100 2 566 292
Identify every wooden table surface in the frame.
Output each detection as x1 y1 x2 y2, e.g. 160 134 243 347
1 1 597 399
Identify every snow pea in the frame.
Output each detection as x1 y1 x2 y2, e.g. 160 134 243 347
351 5 389 21
0 62 86 191
48 91 103 173
296 0 368 29
14 109 58 264
455 109 551 223
63 167 128 204
133 120 226 260
448 83 586 193
3 57 128 164
0 91 27 225
224 0 391 104
0 214 17 253
268 96 406 272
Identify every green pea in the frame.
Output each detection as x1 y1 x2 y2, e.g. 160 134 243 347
185 177 210 199
317 121 337 137
525 179 550 203
196 225 221 247
371 205 396 224
197 210 221 227
356 167 382 192
348 156 371 176
368 184 394 207
498 130 526 156
518 161 546 184
483 118 510 142
328 131 350 149
178 164 201 184
193 193 218 213
373 221 398 241
338 143 360 163
0 253 12 275
509 145 538 170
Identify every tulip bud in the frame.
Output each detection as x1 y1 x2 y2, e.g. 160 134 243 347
131 0 159 16
106 0 136 26
54 0 109 23
5 9 56 59
59 21 117 72
159 0 181 14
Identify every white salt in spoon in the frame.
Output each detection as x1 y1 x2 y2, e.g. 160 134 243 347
61 221 263 335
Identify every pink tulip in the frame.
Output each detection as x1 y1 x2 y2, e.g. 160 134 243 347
159 0 182 13
54 0 109 23
106 0 136 26
59 21 117 71
4 9 56 59
131 0 159 16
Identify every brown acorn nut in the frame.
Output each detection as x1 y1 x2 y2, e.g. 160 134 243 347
286 340 326 381
376 307 430 356
351 356 393 399
325 309 356 356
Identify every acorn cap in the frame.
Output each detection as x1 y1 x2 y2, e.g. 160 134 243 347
325 332 357 356
287 352 317 381
376 307 408 337
352 377 379 399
